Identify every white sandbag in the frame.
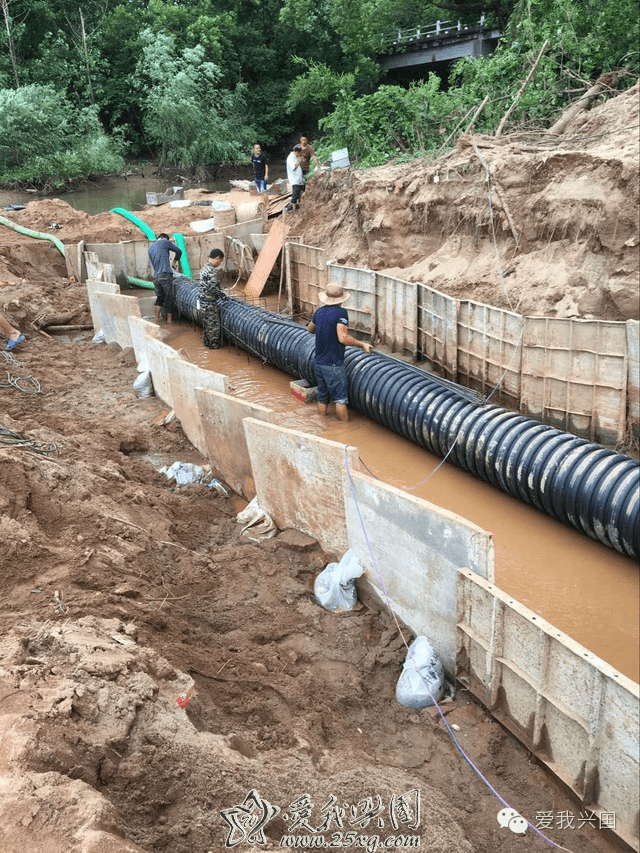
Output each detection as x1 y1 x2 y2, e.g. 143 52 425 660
396 636 445 709
236 496 277 541
133 369 154 399
314 549 364 613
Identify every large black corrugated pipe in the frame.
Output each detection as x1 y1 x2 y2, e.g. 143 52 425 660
171 282 640 561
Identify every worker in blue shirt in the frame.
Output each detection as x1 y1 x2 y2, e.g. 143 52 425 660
307 283 372 421
148 233 182 323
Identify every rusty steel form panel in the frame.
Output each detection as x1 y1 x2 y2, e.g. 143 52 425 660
327 263 375 335
457 300 523 409
457 570 639 853
626 320 639 434
521 318 627 445
417 283 458 380
374 273 418 356
288 242 326 319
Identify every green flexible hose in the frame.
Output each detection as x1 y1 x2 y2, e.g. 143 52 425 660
109 207 156 240
127 275 155 290
172 232 192 278
0 215 65 255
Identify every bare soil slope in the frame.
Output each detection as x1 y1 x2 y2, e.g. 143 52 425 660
0 83 637 853
292 81 639 322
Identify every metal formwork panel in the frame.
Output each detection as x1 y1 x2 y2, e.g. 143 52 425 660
289 242 326 318
328 263 375 335
626 320 639 427
375 273 418 356
457 300 523 409
457 570 640 852
417 284 458 380
522 317 627 445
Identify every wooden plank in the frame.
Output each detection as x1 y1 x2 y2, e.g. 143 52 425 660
244 218 284 298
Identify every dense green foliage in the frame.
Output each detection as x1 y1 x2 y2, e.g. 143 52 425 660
0 84 125 182
0 0 637 180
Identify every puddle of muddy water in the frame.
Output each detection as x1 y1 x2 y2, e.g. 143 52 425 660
159 319 639 682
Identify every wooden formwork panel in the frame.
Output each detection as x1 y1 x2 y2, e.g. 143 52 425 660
288 242 326 318
417 284 458 380
327 263 375 336
457 300 523 409
521 317 627 445
375 273 417 356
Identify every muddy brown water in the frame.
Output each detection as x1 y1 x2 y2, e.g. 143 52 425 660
160 319 639 683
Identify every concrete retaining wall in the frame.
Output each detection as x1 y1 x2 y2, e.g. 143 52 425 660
345 469 494 676
457 570 639 851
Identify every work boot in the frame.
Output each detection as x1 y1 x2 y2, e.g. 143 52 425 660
284 204 293 213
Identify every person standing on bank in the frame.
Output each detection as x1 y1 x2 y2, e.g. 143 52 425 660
307 283 372 421
298 134 320 176
199 248 227 349
251 143 270 193
285 145 304 213
148 232 182 323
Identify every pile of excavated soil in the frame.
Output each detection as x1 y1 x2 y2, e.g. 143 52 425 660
0 81 637 853
291 81 640 322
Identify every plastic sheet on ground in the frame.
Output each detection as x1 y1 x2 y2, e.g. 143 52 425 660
396 636 445 709
160 461 214 487
314 549 364 613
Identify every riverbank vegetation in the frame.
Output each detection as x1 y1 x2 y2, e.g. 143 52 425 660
0 0 637 183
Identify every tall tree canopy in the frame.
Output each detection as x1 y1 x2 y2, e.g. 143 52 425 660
0 0 637 180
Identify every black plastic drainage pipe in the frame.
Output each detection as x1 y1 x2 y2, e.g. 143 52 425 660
172 283 639 561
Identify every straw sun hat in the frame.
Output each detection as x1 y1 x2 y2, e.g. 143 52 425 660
318 283 350 305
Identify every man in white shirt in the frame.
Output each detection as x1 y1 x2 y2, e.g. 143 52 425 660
285 145 304 212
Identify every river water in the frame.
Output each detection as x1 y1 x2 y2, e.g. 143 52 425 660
159 319 639 682
0 165 287 214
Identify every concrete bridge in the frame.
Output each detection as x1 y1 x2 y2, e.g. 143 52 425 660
378 18 502 71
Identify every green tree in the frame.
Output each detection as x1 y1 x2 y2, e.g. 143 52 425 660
135 28 255 167
0 83 124 180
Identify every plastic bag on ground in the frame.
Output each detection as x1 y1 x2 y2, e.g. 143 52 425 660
133 369 154 399
160 461 212 487
396 636 445 709
314 549 364 613
236 496 277 541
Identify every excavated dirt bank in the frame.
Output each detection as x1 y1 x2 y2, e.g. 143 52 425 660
0 83 637 853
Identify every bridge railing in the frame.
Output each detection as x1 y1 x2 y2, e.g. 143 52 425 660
380 16 486 49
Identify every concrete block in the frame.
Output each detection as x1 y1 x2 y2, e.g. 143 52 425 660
166 360 227 456
138 338 181 408
344 469 494 676
290 379 317 403
129 317 161 366
92 292 141 348
243 419 359 556
86 279 119 333
195 389 278 499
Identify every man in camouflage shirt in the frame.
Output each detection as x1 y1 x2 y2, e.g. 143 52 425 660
198 248 227 348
